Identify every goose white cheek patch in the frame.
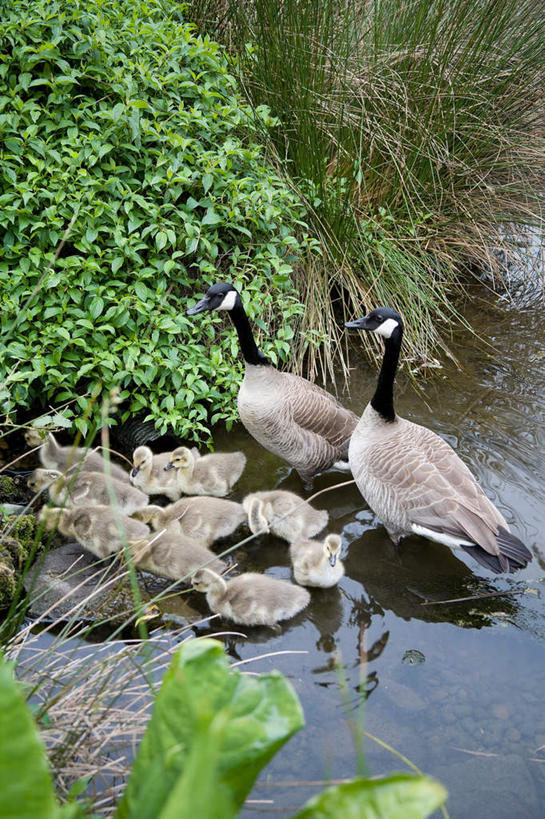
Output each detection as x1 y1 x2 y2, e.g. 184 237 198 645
217 290 237 310
374 317 399 338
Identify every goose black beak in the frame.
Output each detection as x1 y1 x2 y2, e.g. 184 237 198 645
164 462 174 471
329 553 337 567
187 296 211 316
131 467 139 478
345 316 371 331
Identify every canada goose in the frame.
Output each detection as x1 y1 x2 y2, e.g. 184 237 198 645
28 469 149 515
133 496 246 547
128 522 226 581
345 307 532 573
289 533 345 588
130 446 181 501
243 490 328 542
24 429 129 481
164 446 246 497
39 505 150 558
187 282 358 488
191 567 311 626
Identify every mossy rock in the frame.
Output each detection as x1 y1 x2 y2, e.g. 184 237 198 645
0 514 42 567
0 558 16 609
0 476 30 504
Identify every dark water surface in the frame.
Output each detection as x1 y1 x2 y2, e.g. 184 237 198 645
15 296 545 817
197 298 545 818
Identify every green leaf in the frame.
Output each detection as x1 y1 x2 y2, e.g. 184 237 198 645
202 207 221 226
202 173 213 193
156 231 168 251
0 655 58 819
115 639 303 819
292 774 448 819
88 297 104 319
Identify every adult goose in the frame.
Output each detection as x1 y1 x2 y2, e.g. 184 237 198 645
345 307 532 574
187 282 358 487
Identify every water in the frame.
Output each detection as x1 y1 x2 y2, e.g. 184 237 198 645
9 294 545 817
192 295 545 818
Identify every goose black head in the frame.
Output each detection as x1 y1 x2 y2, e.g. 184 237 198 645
187 282 241 315
345 306 403 339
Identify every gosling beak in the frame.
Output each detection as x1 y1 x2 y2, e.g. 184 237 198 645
164 462 174 471
131 467 140 478
329 553 337 567
345 316 372 331
187 296 211 316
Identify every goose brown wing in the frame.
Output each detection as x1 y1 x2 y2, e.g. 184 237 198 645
366 424 506 556
284 373 358 448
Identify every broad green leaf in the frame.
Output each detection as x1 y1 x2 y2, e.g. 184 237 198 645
0 654 57 819
292 774 448 819
115 639 304 819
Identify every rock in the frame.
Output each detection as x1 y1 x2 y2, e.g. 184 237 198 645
381 679 427 711
24 542 151 626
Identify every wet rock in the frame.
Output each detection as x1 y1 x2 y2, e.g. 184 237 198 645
381 679 426 711
24 542 150 626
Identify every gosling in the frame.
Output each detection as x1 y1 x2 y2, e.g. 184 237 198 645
243 490 328 543
191 567 311 627
39 506 150 559
28 468 148 514
134 496 246 548
289 534 344 588
24 429 129 481
127 522 226 581
130 446 181 501
164 446 246 497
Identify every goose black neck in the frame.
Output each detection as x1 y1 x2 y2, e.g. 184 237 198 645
229 303 270 366
371 328 402 423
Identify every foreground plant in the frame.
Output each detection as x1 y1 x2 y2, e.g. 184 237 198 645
0 638 447 818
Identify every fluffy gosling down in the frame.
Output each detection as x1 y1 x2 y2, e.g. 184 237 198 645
28 468 148 514
25 429 129 482
289 534 344 588
130 446 180 501
191 568 311 627
164 446 246 497
243 490 328 543
39 506 150 559
134 496 246 548
128 523 226 581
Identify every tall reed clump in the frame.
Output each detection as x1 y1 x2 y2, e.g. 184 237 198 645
191 0 545 380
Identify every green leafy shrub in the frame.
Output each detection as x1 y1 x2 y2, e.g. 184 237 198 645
0 0 314 439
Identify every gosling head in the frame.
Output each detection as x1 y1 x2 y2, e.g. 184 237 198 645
131 446 153 478
24 428 48 448
191 567 224 592
324 534 342 567
187 282 241 315
27 468 62 493
345 306 403 340
164 446 192 472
